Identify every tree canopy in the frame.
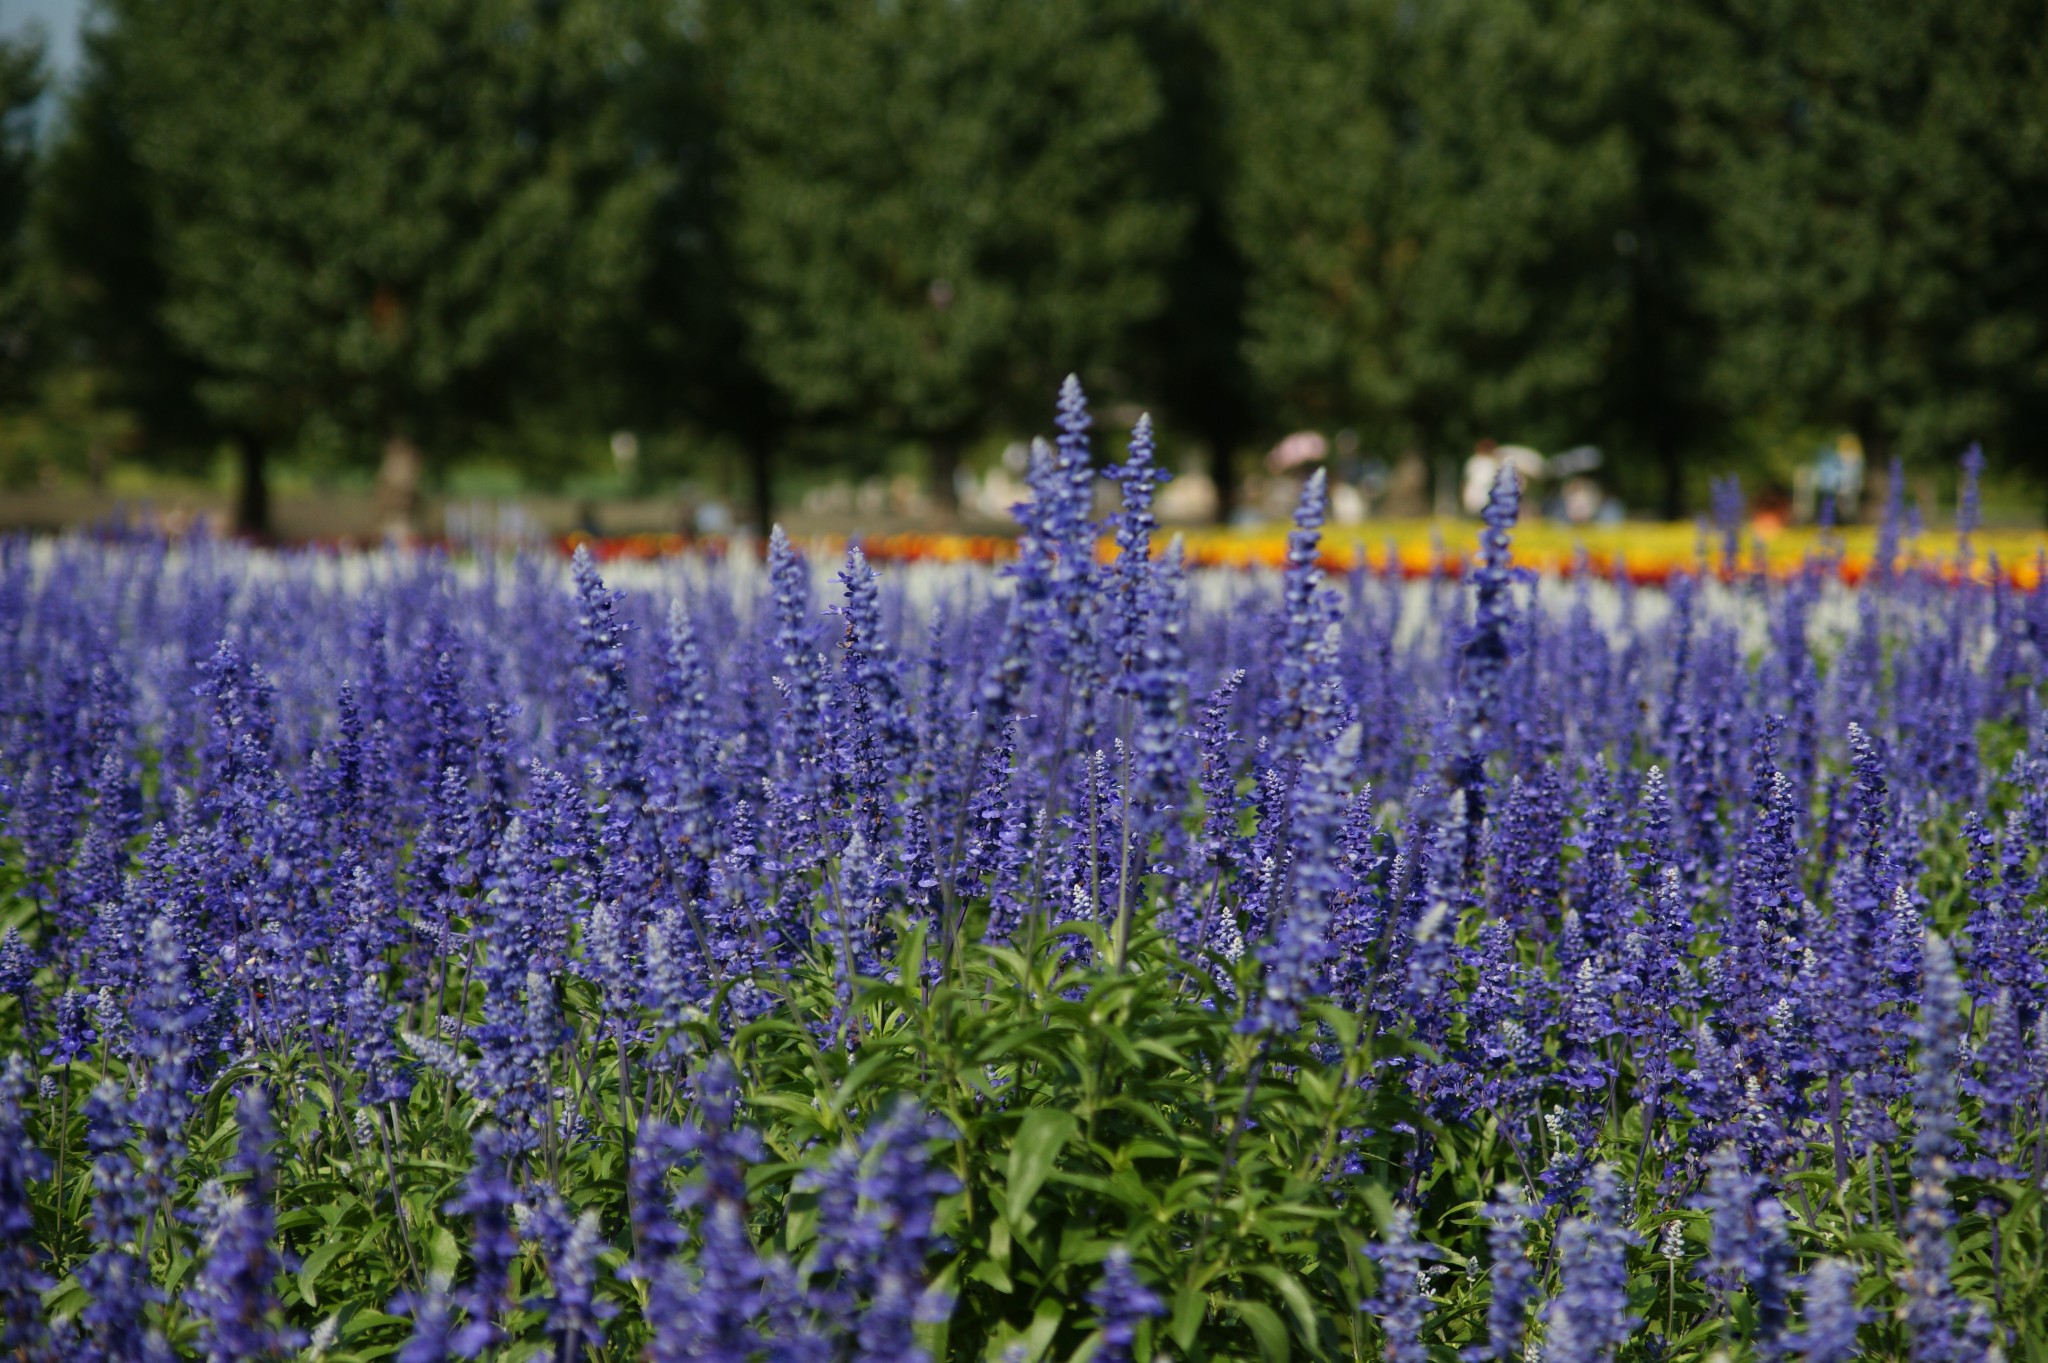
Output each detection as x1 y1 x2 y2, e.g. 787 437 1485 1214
1690 0 2048 476
58 0 679 530
718 0 1187 508
3 0 2046 523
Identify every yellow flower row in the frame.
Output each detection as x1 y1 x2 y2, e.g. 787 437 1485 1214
565 522 2048 586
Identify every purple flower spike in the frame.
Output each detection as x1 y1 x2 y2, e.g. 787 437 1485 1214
526 1190 619 1359
392 1276 459 1363
191 1086 303 1363
1543 1166 1638 1363
0 1058 51 1356
798 1099 959 1363
1798 1259 1865 1363
1366 1207 1434 1363
445 1127 520 1357
1088 1246 1164 1363
1473 1183 1535 1363
1903 931 1965 1363
1446 464 1520 829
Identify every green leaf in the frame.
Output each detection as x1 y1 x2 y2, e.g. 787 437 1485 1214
1248 1265 1322 1343
41 1277 88 1324
976 1022 1062 1065
1229 1298 1291 1363
339 1309 410 1339
978 1216 1014 1287
1169 1278 1210 1351
296 1240 349 1308
1005 1107 1078 1235
831 1048 915 1109
428 1225 461 1282
984 1294 1066 1363
1304 1002 1361 1053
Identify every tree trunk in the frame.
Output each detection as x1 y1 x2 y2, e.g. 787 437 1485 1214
1658 438 1685 521
1206 430 1238 525
1859 428 1892 524
928 435 962 521
233 436 270 539
746 435 775 540
377 433 423 541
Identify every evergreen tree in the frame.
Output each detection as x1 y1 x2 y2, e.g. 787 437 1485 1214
631 4 791 537
718 0 1187 513
1595 0 1726 516
33 14 214 489
86 0 678 534
1134 1 1256 522
1692 0 2048 489
1213 0 1701 501
22 0 2048 518
0 20 40 414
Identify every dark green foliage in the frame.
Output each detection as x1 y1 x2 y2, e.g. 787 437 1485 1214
1687 0 2048 483
31 15 213 473
62 0 680 525
1213 0 1679 477
0 20 40 406
1133 3 1258 520
717 0 1188 506
10 0 2048 507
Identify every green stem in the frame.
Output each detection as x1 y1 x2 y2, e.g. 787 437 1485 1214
1192 1051 1267 1269
441 934 480 1114
51 1063 70 1267
374 1105 423 1285
1111 708 1137 972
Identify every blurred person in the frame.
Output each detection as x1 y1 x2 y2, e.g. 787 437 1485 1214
1462 438 1501 514
695 500 733 536
1560 476 1603 524
1267 430 1328 472
1330 481 1367 525
1496 444 1546 481
1355 454 1389 514
1462 440 1545 515
1383 452 1429 517
1811 433 1866 521
1155 469 1218 523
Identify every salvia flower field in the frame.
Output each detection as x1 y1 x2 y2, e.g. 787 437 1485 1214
4 384 2048 1363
